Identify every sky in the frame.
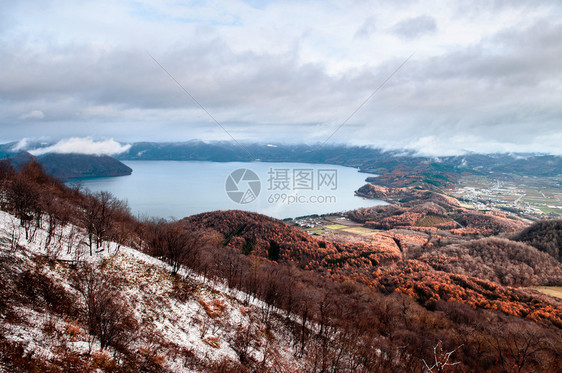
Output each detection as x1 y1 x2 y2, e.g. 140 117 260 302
1 0 561 156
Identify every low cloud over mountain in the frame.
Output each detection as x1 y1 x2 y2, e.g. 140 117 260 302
28 138 131 156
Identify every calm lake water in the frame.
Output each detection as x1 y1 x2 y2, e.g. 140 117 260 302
72 161 386 220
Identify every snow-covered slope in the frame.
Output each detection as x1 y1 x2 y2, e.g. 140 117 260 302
0 210 304 372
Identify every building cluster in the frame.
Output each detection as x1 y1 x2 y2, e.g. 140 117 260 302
455 179 561 219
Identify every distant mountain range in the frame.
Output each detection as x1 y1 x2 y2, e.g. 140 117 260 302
115 141 562 189
1 140 560 182
117 141 562 177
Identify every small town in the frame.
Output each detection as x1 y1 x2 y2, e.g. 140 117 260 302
452 175 562 219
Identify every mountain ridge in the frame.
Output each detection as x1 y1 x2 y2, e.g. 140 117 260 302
2 151 132 180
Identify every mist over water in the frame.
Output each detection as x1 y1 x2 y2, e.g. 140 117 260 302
73 161 386 220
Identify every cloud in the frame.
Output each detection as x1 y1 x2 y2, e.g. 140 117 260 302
391 15 437 39
355 17 377 39
19 110 44 120
393 133 562 157
29 137 131 156
0 1 560 155
11 138 30 151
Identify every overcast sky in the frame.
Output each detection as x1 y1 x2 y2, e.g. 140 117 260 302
1 0 561 156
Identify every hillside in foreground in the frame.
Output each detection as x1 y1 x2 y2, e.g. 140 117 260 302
0 210 308 372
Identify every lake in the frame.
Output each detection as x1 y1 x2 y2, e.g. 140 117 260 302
72 161 386 220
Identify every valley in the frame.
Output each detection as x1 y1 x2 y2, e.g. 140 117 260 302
0 152 561 372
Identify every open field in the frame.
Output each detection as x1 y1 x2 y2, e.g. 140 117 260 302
324 224 347 230
293 216 382 239
304 227 325 235
340 226 380 235
531 286 562 300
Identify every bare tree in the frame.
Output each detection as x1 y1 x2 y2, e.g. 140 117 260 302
150 221 202 275
72 262 136 350
231 323 258 364
80 194 100 255
490 329 545 373
0 160 15 208
6 177 40 240
7 214 21 250
41 195 69 253
422 340 462 373
80 191 129 255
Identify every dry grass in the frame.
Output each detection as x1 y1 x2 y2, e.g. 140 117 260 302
341 227 380 235
531 286 562 299
202 336 221 349
325 224 347 230
416 214 453 227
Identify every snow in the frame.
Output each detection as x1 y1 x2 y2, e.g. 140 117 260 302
0 208 306 371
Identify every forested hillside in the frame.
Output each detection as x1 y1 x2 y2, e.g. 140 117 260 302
3 151 132 179
1 160 561 372
514 219 562 262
